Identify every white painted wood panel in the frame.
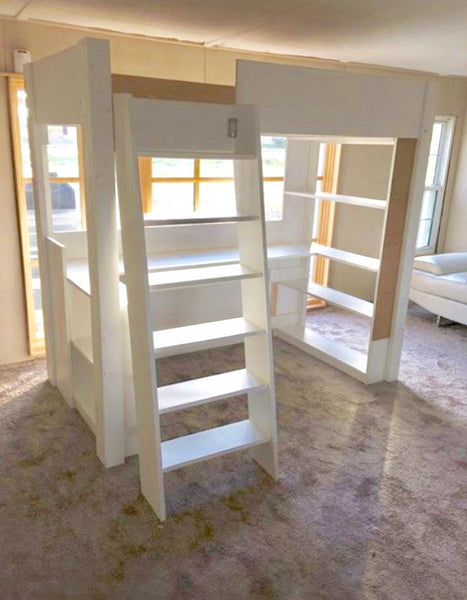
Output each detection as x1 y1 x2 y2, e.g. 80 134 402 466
236 61 427 138
46 237 73 407
128 97 257 158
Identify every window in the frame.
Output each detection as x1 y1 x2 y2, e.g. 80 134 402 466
138 136 287 221
416 116 455 253
8 78 85 355
308 143 341 309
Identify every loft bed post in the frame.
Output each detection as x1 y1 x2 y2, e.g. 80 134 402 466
24 38 125 467
78 40 125 466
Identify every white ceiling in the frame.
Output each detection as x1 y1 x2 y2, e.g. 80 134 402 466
2 0 467 76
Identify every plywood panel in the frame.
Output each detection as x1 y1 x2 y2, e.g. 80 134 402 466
112 74 234 104
372 138 417 341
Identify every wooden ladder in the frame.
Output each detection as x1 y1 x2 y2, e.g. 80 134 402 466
113 95 278 520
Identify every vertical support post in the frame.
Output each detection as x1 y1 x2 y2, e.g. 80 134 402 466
113 93 165 519
80 39 125 467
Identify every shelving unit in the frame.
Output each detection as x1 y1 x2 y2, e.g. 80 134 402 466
236 60 432 384
113 94 278 520
274 142 418 384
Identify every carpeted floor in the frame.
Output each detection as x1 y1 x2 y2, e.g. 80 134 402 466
1 304 466 599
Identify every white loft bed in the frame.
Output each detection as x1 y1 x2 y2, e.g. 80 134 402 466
236 60 434 384
25 38 435 490
410 252 467 325
24 38 312 473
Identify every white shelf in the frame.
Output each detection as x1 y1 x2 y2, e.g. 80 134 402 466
146 249 238 272
65 247 308 290
71 337 93 363
161 419 268 472
285 190 387 210
158 369 267 414
267 245 310 261
310 243 380 272
143 264 261 290
153 317 263 357
280 280 374 318
144 212 258 226
276 325 368 378
66 262 91 296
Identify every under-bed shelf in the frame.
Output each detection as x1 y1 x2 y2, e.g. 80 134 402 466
280 280 374 318
284 190 387 210
153 317 263 357
161 419 268 472
276 325 368 379
310 243 380 272
158 369 267 414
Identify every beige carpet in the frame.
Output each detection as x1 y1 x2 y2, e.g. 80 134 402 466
1 305 466 599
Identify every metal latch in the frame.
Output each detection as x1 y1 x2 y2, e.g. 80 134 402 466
227 118 238 138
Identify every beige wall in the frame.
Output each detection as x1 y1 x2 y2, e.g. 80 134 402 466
443 99 467 252
0 17 467 364
431 77 467 252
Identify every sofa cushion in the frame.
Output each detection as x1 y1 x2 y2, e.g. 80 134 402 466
413 252 467 276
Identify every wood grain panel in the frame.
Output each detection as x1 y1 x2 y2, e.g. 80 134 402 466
112 74 235 104
372 138 417 341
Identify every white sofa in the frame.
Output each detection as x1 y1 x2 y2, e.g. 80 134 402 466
410 252 467 326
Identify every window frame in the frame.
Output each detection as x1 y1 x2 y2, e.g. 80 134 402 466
8 77 86 356
138 153 285 216
415 115 455 255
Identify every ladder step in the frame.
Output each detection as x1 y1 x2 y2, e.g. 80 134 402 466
161 419 268 472
158 369 267 414
146 264 262 290
310 243 380 272
144 212 259 226
153 317 263 357
280 280 374 318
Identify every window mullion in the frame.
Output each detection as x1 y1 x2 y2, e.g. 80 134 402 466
193 158 200 212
